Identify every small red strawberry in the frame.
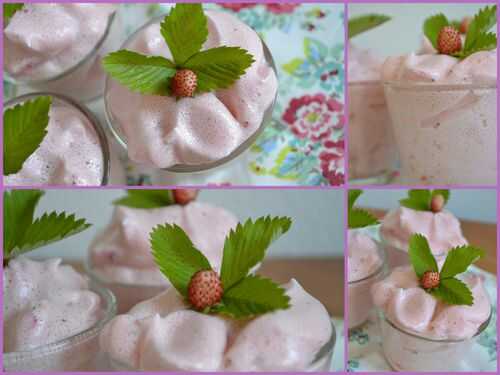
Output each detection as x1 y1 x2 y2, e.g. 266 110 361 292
437 26 462 55
171 69 197 98
421 271 440 289
173 189 198 205
188 270 223 310
430 194 445 213
459 17 471 34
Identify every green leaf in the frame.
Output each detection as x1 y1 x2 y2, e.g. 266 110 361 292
440 245 484 279
399 189 432 211
160 4 208 65
431 189 450 205
214 275 290 319
113 189 175 209
4 3 24 25
430 277 473 306
150 223 211 297
408 234 438 278
10 212 91 258
184 47 255 93
348 208 378 229
3 190 44 257
463 5 497 52
348 189 362 211
220 216 292 290
423 13 449 50
3 96 51 175
455 32 497 59
348 14 391 39
102 50 176 95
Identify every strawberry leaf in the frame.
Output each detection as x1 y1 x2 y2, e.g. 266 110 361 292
348 208 378 229
430 277 473 306
348 189 362 211
400 189 450 212
440 245 484 279
3 3 24 25
408 234 438 278
463 5 497 52
348 14 391 39
113 189 175 209
423 13 450 50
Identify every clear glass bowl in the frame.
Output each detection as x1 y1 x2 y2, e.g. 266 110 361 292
3 92 111 186
3 280 117 371
4 10 122 102
348 232 387 329
348 80 398 184
104 14 277 173
377 307 492 372
383 81 497 185
108 321 336 371
84 257 168 314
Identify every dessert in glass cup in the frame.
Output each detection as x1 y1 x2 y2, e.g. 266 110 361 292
3 93 110 186
3 3 121 101
380 189 467 268
86 189 238 313
99 215 335 371
102 3 277 172
372 234 491 371
3 190 116 371
347 14 398 183
382 6 497 185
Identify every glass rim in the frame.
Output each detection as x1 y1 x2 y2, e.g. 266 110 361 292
3 279 117 362
4 92 111 186
348 227 387 284
4 10 117 85
383 80 497 91
103 12 278 173
377 305 492 343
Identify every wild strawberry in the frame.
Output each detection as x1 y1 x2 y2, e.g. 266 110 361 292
437 26 462 55
430 194 445 213
188 270 223 310
459 17 471 34
171 69 197 97
173 189 198 205
421 271 440 289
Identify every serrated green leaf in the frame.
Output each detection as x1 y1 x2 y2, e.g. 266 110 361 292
3 190 44 257
160 4 208 65
214 275 290 319
348 14 391 39
440 245 484 279
423 13 450 50
455 32 497 59
184 47 255 93
10 212 91 258
4 3 24 25
431 189 450 205
102 50 176 95
4 96 51 175
400 189 432 211
430 277 473 306
464 5 497 52
408 234 438 278
220 216 291 290
348 208 378 229
150 223 211 296
348 189 362 211
113 189 174 209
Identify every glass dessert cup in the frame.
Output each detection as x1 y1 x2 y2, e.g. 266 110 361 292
377 308 492 372
4 92 111 186
84 258 168 314
348 237 387 329
107 321 336 371
4 11 121 102
348 81 398 184
104 14 278 173
383 81 497 185
3 280 117 371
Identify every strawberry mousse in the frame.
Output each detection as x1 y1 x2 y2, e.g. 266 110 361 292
4 3 120 101
3 257 115 371
372 266 491 371
348 44 397 182
87 201 238 313
380 206 467 267
100 279 333 371
348 229 385 328
4 94 108 186
382 48 497 184
105 11 277 169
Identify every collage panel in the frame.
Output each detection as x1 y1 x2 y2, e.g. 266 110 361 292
347 188 497 372
348 3 497 185
3 188 344 371
3 2 345 187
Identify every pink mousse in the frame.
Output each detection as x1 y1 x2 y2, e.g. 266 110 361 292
348 230 383 282
107 10 277 168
